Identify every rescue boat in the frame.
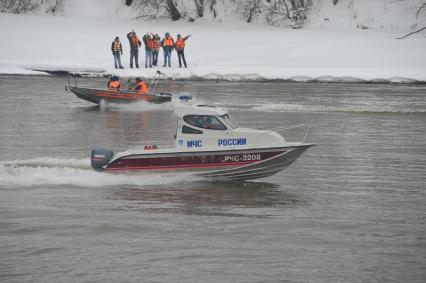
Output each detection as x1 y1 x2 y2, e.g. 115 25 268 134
91 105 315 180
65 86 172 104
65 72 172 105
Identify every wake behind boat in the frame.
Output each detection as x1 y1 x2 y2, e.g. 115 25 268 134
90 104 314 180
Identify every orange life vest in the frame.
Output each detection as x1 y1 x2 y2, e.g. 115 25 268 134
113 41 121 52
147 38 155 50
175 38 185 50
163 37 173 46
108 80 120 90
153 39 160 50
131 35 139 47
133 81 148 94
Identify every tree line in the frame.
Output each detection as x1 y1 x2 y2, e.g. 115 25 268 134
128 0 314 26
0 0 64 13
1 0 425 30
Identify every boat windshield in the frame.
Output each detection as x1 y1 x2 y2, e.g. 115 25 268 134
222 114 239 129
183 115 227 130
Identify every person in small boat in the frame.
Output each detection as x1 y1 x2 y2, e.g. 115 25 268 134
132 77 148 94
175 34 191 68
111 36 124 69
108 76 121 90
127 30 142 68
197 116 212 129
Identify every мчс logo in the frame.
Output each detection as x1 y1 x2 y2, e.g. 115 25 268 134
187 140 202 148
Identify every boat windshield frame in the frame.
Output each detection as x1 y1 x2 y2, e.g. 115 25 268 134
222 114 239 129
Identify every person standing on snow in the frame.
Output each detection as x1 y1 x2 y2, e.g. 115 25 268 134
161 32 174 67
111 36 124 69
143 33 154 68
152 34 161 67
127 30 141 68
175 34 191 68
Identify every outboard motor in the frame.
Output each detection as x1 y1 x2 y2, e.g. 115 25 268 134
91 149 113 172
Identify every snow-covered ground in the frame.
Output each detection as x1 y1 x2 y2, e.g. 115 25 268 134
0 0 425 82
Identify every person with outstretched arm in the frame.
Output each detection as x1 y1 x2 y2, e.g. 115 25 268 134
127 30 141 68
175 34 191 68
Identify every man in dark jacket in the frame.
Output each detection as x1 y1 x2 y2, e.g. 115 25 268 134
127 30 141 68
161 32 174 67
111 36 124 69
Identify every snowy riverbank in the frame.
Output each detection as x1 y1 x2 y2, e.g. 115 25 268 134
0 12 425 82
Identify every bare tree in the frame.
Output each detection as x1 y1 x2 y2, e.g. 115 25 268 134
417 3 426 18
0 0 39 13
395 2 426 39
264 0 311 27
209 0 217 18
133 0 165 19
396 27 426 39
166 0 181 20
0 0 63 13
240 0 264 23
265 0 291 25
194 0 204 17
43 0 64 13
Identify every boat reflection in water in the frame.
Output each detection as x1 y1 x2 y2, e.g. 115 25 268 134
91 104 315 181
110 181 303 216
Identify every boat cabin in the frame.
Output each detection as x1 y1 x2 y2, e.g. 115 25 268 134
174 105 285 151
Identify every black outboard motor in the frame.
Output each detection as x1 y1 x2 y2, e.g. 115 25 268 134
91 149 113 172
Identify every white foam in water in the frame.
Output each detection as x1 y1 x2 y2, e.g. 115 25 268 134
251 103 426 114
0 158 200 187
97 94 200 112
12 157 92 169
99 100 174 112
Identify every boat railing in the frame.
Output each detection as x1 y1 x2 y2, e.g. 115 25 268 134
135 140 175 147
149 70 166 92
268 123 312 143
64 71 166 93
64 75 78 91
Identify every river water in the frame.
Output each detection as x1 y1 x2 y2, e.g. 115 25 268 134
0 75 425 282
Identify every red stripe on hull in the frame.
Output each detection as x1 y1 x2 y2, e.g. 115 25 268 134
96 91 151 101
105 161 254 172
103 151 287 173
